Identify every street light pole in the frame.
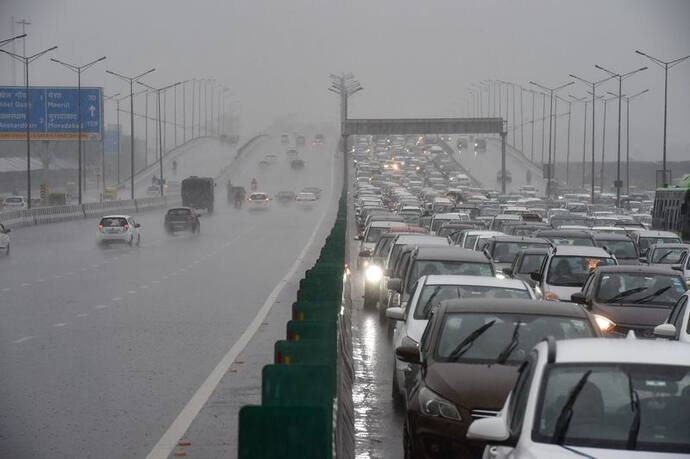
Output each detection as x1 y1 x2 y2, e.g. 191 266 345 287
635 50 690 187
106 67 156 200
102 92 120 192
594 64 647 207
611 89 649 195
569 73 614 203
329 73 363 188
0 44 58 209
569 95 588 189
529 80 574 198
599 95 617 194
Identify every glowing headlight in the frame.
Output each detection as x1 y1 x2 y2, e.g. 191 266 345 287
495 272 506 280
365 265 383 283
594 314 616 333
419 386 461 421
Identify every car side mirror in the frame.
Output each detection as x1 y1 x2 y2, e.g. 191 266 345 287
359 250 371 258
134 223 141 228
654 323 676 339
354 235 362 241
502 267 513 276
639 257 647 264
671 264 683 272
385 307 404 321
388 278 402 293
529 271 542 282
395 344 420 364
466 417 514 445
570 292 588 305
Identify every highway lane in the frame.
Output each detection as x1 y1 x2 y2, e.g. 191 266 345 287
0 134 336 458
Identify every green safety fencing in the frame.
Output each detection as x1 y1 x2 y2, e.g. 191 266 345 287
238 189 349 458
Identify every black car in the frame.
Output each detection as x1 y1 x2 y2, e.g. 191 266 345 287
502 247 550 287
571 265 688 337
534 229 596 247
482 235 551 272
290 159 305 169
164 207 200 235
590 231 640 265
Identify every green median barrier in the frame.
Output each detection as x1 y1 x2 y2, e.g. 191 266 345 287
274 339 336 368
292 301 340 321
262 364 335 407
296 288 342 305
286 320 337 345
238 405 330 459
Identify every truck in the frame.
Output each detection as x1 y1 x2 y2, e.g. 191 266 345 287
181 176 215 213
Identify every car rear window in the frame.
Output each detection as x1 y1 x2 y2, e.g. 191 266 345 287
408 260 494 292
100 217 127 227
168 209 191 216
414 285 531 319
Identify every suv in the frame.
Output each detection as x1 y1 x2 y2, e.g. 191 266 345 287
530 245 617 301
467 338 690 458
502 247 550 288
482 236 551 272
590 231 640 265
632 230 682 257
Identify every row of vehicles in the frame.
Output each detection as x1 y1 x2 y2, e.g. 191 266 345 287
351 134 690 458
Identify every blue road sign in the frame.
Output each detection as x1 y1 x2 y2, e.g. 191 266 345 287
0 86 102 140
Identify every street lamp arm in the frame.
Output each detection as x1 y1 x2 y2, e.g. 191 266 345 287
51 57 79 71
27 46 58 63
528 81 548 92
594 64 617 77
0 47 26 63
134 68 156 80
556 81 575 91
0 33 27 47
669 54 690 68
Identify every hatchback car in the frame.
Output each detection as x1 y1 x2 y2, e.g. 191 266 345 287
3 195 27 209
570 265 687 337
386 275 536 405
482 236 551 273
398 299 600 458
468 338 690 458
502 248 550 288
645 243 690 282
590 231 640 265
164 207 200 235
247 192 271 210
97 215 141 246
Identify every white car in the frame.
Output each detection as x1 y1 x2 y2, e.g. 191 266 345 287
146 185 161 197
3 195 27 209
468 337 690 458
654 290 690 343
295 192 317 202
0 223 10 254
97 215 141 246
386 274 536 404
458 230 504 250
533 245 617 301
247 192 271 210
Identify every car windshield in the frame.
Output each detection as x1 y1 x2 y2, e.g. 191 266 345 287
534 364 690 453
250 194 268 200
549 237 594 247
517 254 546 274
650 248 688 264
595 272 686 306
5 197 22 203
598 239 637 259
365 226 388 243
463 234 479 249
547 256 616 287
639 237 681 252
414 285 531 319
492 242 550 263
409 261 493 292
435 313 593 364
167 209 191 216
99 217 127 227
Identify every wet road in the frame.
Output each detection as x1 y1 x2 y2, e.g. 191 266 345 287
0 134 336 458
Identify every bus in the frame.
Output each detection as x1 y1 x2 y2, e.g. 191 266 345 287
652 174 690 241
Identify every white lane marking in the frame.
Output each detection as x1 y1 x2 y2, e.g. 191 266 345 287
54 274 63 279
161 276 169 280
37 279 45 283
65 272 74 275
77 313 89 317
145 149 336 459
111 297 123 302
2 287 11 292
80 268 88 272
21 283 31 287
113 257 119 260
127 290 137 294
52 322 67 328
151 280 160 284
96 304 109 309
91 264 100 268
140 285 149 289
13 336 33 344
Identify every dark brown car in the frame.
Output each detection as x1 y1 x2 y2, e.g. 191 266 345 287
396 299 600 458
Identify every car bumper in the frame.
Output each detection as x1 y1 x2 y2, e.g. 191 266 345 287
407 412 482 458
97 233 131 242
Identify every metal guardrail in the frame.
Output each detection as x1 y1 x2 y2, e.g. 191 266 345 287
0 133 267 229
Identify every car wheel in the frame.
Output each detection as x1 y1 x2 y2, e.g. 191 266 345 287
128 236 133 247
403 418 415 459
5 244 9 255
392 366 404 408
136 234 141 246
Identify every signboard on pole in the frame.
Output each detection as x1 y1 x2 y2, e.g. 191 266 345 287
0 86 103 140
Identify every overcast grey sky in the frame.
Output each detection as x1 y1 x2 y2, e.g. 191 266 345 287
1 0 689 161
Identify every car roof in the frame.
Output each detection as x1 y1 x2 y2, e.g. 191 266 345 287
368 220 407 228
637 230 679 238
394 235 448 245
414 246 491 262
440 298 588 318
167 207 193 211
550 245 612 256
490 235 551 244
423 274 528 289
589 231 633 240
594 265 685 276
540 338 690 366
536 229 593 237
648 243 690 250
101 214 131 218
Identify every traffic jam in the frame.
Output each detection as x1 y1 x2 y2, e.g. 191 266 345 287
350 134 690 458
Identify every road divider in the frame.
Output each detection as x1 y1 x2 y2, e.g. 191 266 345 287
238 188 350 459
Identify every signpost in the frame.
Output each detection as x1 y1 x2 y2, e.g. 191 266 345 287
0 86 102 140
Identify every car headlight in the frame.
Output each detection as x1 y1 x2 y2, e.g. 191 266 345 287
544 291 559 301
594 314 616 333
365 265 383 283
495 272 506 280
419 385 462 421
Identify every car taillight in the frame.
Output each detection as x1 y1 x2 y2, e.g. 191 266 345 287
98 224 104 232
123 224 129 231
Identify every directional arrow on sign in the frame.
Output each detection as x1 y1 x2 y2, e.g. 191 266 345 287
88 105 96 118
